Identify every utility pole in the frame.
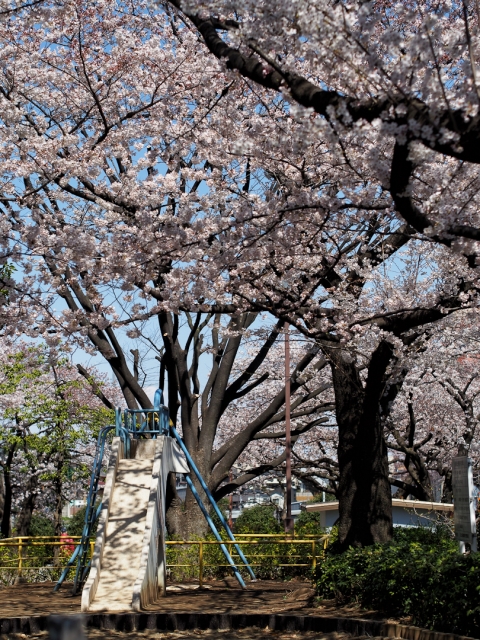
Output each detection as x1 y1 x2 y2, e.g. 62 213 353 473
229 471 233 529
284 323 294 534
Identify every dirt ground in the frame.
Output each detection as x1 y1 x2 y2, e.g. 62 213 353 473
0 580 403 640
2 630 390 640
0 579 393 620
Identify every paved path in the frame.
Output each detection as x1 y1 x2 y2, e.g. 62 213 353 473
0 582 418 640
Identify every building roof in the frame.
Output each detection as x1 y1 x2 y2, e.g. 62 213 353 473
306 498 454 513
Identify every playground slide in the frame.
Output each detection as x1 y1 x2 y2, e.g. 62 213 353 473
89 460 152 611
58 389 255 608
81 436 189 612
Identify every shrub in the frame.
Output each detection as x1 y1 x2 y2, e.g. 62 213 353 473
316 527 480 637
295 510 324 536
27 515 55 537
167 504 324 582
234 505 281 534
65 505 98 536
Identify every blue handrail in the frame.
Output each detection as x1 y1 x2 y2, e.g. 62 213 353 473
184 474 245 587
169 423 256 581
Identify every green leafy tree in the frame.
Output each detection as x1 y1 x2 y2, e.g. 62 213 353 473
295 510 324 536
65 505 98 537
28 515 55 537
0 343 116 540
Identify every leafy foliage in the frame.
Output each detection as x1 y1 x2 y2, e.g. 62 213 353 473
167 505 327 582
65 507 87 537
65 505 98 537
234 505 281 534
0 343 116 537
294 510 323 536
27 515 55 537
316 528 479 636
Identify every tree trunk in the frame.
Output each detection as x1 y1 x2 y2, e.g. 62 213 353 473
0 468 4 525
165 473 209 537
329 342 394 550
1 443 16 538
52 455 64 565
15 473 38 536
441 469 453 503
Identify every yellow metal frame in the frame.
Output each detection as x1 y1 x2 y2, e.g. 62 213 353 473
0 535 329 585
0 537 94 579
166 536 330 587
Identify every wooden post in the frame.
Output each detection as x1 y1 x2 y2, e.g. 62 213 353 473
229 471 233 529
48 615 86 640
18 538 23 579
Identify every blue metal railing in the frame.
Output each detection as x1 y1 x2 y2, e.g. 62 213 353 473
54 424 129 594
169 424 255 583
55 389 255 594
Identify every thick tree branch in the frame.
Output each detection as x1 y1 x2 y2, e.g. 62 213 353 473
169 1 480 164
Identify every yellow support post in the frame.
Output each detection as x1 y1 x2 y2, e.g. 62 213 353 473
18 537 23 579
311 540 316 572
199 541 204 588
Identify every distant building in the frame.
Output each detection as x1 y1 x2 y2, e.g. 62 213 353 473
61 499 86 519
306 498 454 529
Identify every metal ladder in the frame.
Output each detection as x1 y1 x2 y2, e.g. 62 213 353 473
168 423 256 586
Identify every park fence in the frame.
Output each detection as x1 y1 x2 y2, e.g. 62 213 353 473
0 534 329 586
166 534 330 584
0 536 87 585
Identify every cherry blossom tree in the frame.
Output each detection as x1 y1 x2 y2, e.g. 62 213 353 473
386 311 480 502
0 0 367 540
0 0 478 548
212 329 335 491
113 313 335 536
163 0 480 263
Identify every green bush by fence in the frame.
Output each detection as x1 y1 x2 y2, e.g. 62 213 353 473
165 535 321 582
316 527 480 637
234 505 282 534
166 506 327 582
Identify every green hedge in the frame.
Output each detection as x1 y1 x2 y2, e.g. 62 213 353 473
166 533 321 582
316 528 480 637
